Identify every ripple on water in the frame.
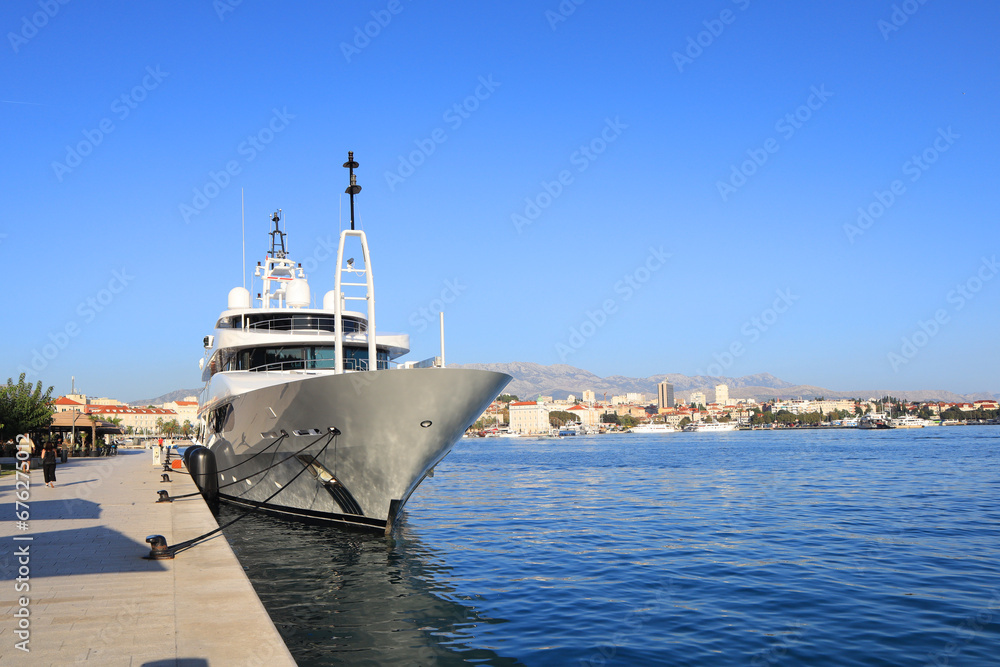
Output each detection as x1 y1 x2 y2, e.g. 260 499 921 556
221 427 1000 666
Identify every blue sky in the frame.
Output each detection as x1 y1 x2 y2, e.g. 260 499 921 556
2 0 998 400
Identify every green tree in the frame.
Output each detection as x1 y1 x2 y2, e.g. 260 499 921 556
549 411 580 428
601 413 620 425
497 394 518 403
774 410 797 425
472 416 498 430
0 374 54 440
619 415 640 429
87 413 100 448
678 417 691 428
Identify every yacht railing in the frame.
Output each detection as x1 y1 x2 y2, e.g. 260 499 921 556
247 358 391 373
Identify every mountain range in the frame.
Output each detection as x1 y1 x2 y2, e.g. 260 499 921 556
132 362 995 406
450 362 997 404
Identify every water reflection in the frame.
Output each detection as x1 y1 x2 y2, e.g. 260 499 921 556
218 506 523 666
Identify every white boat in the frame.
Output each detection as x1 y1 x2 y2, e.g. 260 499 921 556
682 421 737 432
858 413 891 429
629 422 676 434
889 415 934 429
191 153 511 533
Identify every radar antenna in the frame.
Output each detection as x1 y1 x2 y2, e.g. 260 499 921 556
268 210 286 259
343 151 361 231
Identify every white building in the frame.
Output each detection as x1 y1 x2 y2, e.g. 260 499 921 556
582 390 596 404
612 392 645 406
160 398 199 422
509 402 551 435
714 384 729 405
566 404 602 427
85 405 180 434
689 391 706 406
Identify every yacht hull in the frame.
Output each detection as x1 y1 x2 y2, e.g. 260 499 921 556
199 368 510 532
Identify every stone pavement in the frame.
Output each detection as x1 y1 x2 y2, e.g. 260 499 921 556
0 450 296 666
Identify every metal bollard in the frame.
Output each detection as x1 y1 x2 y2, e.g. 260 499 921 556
145 535 174 560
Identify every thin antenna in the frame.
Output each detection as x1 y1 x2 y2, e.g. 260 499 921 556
241 189 246 289
343 151 361 231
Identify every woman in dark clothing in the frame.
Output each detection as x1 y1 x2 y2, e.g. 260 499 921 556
42 443 57 488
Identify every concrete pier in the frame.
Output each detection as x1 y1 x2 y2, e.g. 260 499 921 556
0 450 296 666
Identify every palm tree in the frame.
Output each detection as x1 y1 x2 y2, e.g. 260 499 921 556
86 413 100 452
182 420 192 438
155 417 164 436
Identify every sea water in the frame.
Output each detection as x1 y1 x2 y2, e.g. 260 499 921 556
220 427 1000 666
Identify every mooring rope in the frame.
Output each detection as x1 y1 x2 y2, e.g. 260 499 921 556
212 432 289 473
166 431 328 501
167 429 339 555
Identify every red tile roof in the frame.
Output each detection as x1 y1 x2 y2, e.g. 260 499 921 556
54 396 83 405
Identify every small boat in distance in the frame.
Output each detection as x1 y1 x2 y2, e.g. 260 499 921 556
858 413 891 429
889 415 935 428
682 421 737 432
629 422 677 434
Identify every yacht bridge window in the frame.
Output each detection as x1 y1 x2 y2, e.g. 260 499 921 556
215 314 367 334
216 345 388 372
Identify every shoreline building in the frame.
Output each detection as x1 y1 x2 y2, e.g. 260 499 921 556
657 381 674 409
714 384 729 405
509 401 551 435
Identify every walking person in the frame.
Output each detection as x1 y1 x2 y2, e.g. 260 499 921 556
42 442 58 488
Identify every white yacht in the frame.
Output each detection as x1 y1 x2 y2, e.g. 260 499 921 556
682 421 738 432
629 422 677 434
192 153 511 533
889 415 935 429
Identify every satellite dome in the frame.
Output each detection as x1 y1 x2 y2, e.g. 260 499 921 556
227 287 251 309
287 279 311 308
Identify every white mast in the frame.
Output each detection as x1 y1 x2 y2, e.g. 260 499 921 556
334 152 377 374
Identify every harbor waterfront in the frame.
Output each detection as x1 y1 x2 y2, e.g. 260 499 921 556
0 449 294 665
220 427 1000 665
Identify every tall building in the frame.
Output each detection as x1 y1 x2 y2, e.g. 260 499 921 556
582 390 596 404
690 391 706 407
714 384 729 405
657 381 674 409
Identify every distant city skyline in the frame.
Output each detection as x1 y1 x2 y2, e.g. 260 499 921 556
4 2 997 400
